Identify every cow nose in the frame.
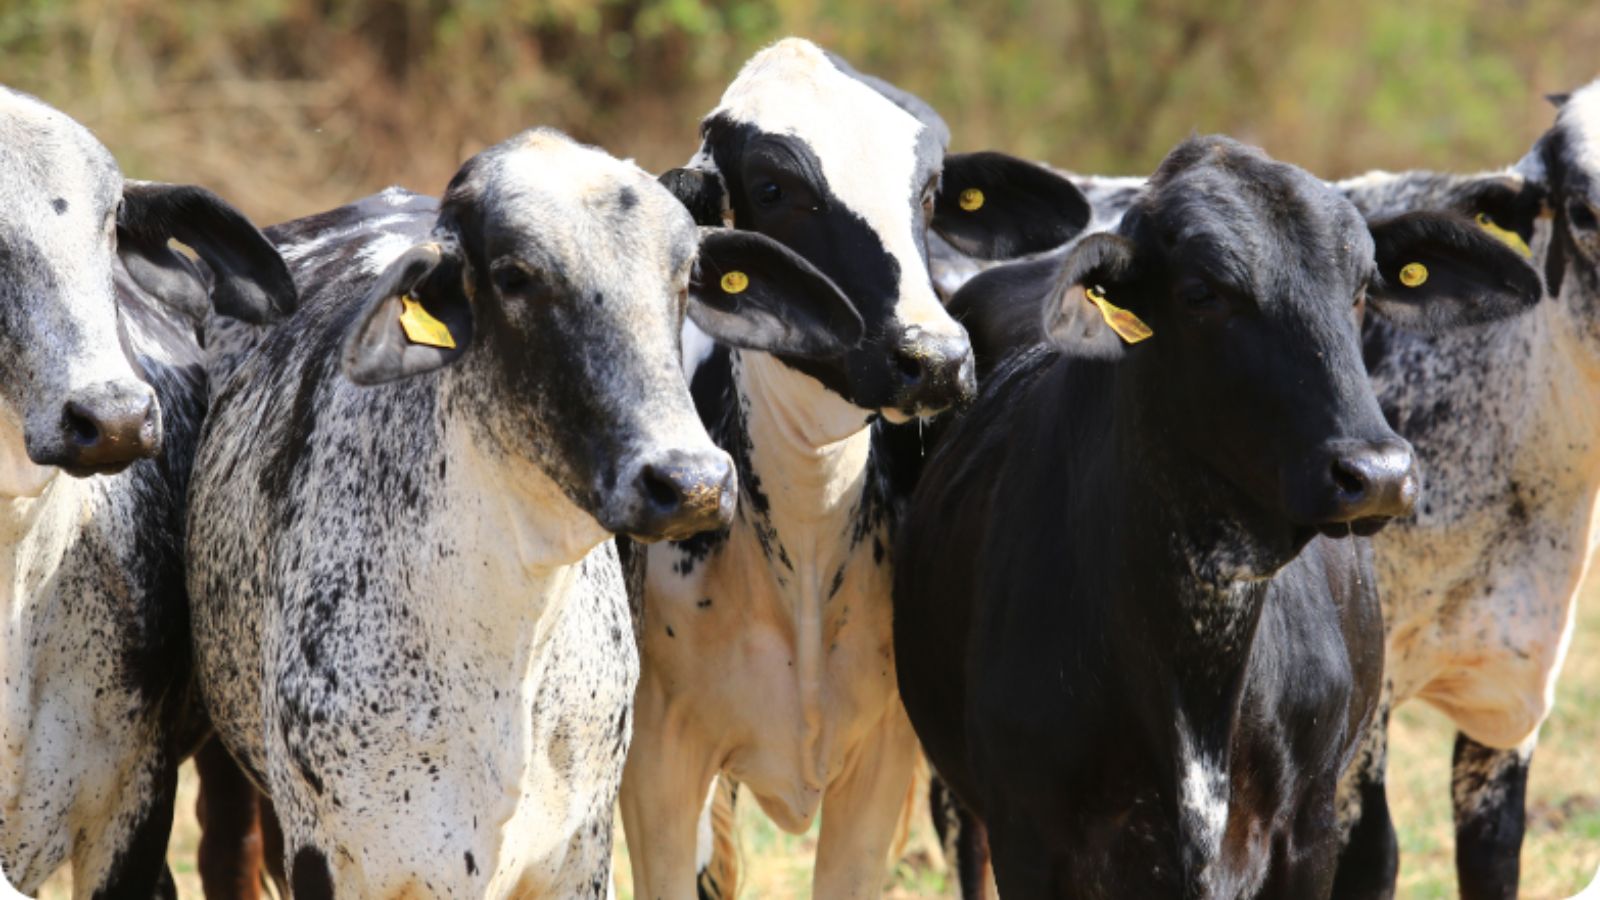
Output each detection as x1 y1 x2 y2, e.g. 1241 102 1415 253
54 383 162 475
889 327 976 415
1324 440 1417 528
617 448 737 542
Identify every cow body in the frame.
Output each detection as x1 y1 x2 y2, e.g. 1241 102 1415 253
893 136 1542 899
187 128 866 898
0 87 293 897
1330 82 1600 899
0 285 203 898
901 345 1386 899
620 39 1090 899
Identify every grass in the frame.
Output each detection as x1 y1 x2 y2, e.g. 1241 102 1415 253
35 581 1600 899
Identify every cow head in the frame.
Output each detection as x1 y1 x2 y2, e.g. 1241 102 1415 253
0 88 293 482
661 38 1091 421
341 129 863 542
1522 80 1600 303
1036 137 1540 558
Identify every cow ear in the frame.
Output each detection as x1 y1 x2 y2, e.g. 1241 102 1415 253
118 181 297 325
1040 232 1139 347
341 240 474 385
1366 213 1543 334
659 168 727 227
934 152 1092 260
689 228 863 359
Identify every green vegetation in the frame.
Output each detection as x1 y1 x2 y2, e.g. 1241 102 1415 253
3 0 1599 223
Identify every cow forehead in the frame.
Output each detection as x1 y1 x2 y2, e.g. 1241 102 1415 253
1143 156 1370 291
469 130 698 277
0 90 120 228
712 39 932 227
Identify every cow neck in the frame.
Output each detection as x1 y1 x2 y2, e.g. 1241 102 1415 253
1522 287 1600 494
734 350 874 540
439 370 610 579
1102 363 1276 875
731 349 876 790
0 469 85 805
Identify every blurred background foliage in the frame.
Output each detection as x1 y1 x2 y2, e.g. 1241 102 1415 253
1 0 1598 227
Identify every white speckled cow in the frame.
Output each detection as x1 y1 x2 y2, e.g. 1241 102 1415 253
619 38 1092 899
1327 82 1600 900
0 87 294 897
185 128 867 899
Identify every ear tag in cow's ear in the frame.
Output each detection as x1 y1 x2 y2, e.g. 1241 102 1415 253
720 270 749 295
1399 263 1429 289
1475 212 1533 258
958 188 985 212
1085 285 1153 344
398 293 456 349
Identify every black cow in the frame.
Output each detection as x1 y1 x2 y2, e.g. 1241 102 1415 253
892 136 1542 899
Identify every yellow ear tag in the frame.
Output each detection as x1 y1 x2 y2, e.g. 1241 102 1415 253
398 294 456 349
1399 262 1429 288
959 188 985 212
1475 212 1532 258
1084 285 1153 344
720 270 749 294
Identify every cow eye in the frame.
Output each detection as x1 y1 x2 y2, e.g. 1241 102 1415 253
753 180 783 208
1178 282 1228 319
492 264 534 296
1570 200 1598 232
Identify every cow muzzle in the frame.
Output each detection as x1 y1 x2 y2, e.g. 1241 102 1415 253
884 325 976 421
25 381 162 476
603 447 737 543
1287 438 1418 537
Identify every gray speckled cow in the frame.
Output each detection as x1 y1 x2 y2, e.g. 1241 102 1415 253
185 128 867 898
1328 82 1600 900
0 87 294 897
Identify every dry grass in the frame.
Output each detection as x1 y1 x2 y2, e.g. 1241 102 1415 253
31 570 1600 899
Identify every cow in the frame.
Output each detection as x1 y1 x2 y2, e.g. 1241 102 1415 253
1327 81 1600 900
184 127 872 898
892 135 1543 899
615 38 1093 899
0 87 294 897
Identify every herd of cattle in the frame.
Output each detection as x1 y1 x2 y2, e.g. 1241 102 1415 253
0 35 1596 900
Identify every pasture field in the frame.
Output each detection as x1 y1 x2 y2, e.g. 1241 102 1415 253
33 563 1600 899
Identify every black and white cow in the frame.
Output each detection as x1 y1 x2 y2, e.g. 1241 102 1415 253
185 128 870 898
893 136 1543 899
1328 81 1600 900
0 87 293 897
615 39 1090 898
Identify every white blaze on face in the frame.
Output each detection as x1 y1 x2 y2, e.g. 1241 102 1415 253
1566 81 1600 176
711 38 957 334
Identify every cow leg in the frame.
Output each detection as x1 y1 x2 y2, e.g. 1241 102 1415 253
1331 698 1397 900
195 737 264 900
983 808 1054 900
619 711 718 900
929 775 993 900
259 795 288 894
1453 732 1534 900
811 707 920 899
88 753 180 900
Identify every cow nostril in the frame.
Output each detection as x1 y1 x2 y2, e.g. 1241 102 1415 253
894 352 923 383
1330 459 1367 499
63 402 102 447
639 466 683 512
